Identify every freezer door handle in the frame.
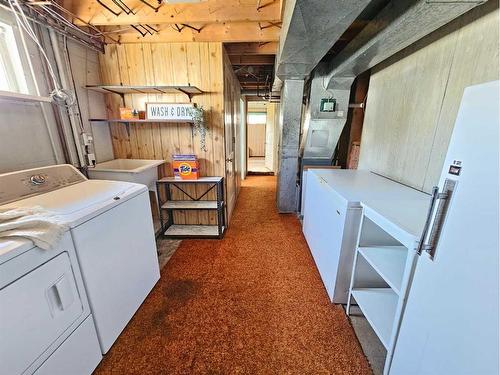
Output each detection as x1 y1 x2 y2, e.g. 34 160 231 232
423 179 456 260
417 186 439 256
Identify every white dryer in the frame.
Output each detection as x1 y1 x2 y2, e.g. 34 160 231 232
0 234 102 375
0 164 161 354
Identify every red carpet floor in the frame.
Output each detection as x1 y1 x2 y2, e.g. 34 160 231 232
94 176 371 374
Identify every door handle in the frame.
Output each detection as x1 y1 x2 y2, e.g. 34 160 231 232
417 179 456 259
424 179 456 259
46 275 75 316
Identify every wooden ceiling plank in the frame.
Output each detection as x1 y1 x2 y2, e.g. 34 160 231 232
63 0 282 26
229 54 275 65
224 42 278 55
112 22 280 43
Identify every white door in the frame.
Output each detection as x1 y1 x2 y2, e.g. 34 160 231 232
264 103 276 171
390 81 499 375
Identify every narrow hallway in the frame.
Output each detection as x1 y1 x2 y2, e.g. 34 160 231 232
95 176 371 374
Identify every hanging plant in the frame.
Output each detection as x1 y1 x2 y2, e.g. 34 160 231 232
192 104 208 152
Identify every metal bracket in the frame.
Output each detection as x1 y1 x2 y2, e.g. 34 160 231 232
259 21 281 30
139 0 162 12
256 0 276 11
112 0 134 15
97 0 121 16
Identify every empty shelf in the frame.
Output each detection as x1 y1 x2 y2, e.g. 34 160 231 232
164 225 222 237
85 84 202 95
162 201 219 210
351 288 398 349
89 118 194 123
358 246 408 294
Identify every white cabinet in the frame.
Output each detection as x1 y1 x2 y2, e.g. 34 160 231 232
347 196 429 375
302 171 361 303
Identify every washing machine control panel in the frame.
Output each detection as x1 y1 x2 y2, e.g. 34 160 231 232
0 165 87 205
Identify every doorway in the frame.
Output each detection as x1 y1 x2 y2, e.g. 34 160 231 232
246 101 278 175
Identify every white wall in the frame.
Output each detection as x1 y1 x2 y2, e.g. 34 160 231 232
358 2 499 192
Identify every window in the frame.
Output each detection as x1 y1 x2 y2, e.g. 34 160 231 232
0 20 28 93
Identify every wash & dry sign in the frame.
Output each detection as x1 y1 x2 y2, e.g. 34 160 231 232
146 103 194 121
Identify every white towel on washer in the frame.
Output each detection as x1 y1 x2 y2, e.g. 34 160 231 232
0 206 69 250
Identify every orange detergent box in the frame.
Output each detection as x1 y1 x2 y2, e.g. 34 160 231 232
172 154 200 180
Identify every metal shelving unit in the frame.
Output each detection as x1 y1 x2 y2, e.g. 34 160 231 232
156 177 225 239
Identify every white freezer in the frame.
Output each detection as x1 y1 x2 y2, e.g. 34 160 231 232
302 169 429 303
390 81 499 374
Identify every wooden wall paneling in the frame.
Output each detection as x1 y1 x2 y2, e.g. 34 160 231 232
358 3 498 192
422 3 499 191
222 48 242 221
99 42 231 226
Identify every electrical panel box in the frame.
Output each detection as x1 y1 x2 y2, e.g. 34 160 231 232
320 98 336 112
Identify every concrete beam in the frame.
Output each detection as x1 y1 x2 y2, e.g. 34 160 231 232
277 79 305 213
327 0 486 83
275 0 372 80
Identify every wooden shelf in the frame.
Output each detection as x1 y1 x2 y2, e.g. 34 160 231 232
85 84 203 100
358 246 408 294
89 118 194 124
164 225 222 237
162 201 219 210
351 288 398 349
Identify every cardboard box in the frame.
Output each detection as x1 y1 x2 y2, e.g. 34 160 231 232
119 107 139 120
172 154 199 180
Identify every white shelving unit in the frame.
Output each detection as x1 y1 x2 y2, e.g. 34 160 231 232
351 288 398 349
347 196 429 375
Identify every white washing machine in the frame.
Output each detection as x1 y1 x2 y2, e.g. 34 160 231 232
0 233 102 375
0 164 161 354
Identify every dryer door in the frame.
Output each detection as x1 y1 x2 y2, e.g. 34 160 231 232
0 252 83 375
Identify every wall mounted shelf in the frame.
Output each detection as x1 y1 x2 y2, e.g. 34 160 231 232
89 118 194 124
85 84 203 101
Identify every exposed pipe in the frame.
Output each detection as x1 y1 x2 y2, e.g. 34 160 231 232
48 29 86 167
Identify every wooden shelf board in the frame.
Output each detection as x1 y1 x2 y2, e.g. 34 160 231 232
89 118 194 123
358 246 408 294
158 176 223 183
351 288 398 349
164 224 222 237
162 201 219 210
85 84 202 95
